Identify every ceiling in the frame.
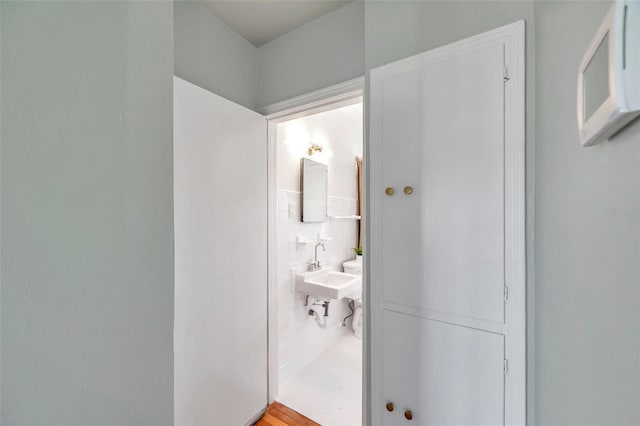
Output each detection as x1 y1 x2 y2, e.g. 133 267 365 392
196 0 354 47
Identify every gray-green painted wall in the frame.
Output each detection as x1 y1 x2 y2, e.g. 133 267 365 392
173 1 364 110
1 1 637 425
174 0 257 110
0 1 174 424
256 1 365 109
534 2 639 425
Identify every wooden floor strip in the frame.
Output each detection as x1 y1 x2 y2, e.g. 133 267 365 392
273 403 319 426
260 413 289 426
264 408 299 425
255 402 321 426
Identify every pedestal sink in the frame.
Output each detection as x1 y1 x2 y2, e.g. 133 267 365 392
296 268 362 300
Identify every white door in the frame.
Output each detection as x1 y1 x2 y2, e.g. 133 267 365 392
174 77 268 426
370 23 525 425
383 311 505 425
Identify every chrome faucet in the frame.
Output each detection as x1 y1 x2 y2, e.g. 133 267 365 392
308 242 325 271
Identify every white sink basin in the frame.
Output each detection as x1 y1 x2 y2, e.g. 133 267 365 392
296 268 362 300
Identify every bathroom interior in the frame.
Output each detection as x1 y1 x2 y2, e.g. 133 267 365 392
272 100 364 425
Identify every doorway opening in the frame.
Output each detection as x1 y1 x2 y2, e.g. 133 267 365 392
266 84 365 426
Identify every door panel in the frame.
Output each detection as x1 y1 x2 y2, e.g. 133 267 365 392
174 77 267 426
381 42 506 325
371 22 525 426
382 310 505 426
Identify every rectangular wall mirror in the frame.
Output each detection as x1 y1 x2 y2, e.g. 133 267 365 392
300 158 328 223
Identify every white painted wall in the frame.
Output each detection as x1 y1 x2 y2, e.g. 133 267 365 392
0 2 174 424
174 77 267 425
276 103 363 388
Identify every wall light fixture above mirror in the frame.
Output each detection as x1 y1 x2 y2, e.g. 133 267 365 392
307 143 323 156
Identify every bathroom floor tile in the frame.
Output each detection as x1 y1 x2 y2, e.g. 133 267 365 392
277 334 362 426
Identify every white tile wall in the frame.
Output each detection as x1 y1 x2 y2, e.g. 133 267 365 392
277 189 360 387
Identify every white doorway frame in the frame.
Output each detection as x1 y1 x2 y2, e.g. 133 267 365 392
262 77 365 404
368 21 526 426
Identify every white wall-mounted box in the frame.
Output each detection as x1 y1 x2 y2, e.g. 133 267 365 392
577 0 640 146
